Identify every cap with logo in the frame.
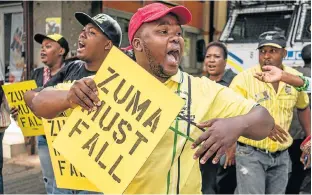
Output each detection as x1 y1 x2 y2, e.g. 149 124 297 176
258 31 287 49
124 3 192 50
75 12 122 47
34 33 69 57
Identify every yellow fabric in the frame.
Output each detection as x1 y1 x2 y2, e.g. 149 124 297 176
47 34 63 42
124 69 256 194
230 65 309 152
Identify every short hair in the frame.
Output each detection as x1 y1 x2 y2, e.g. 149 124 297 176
205 41 228 60
301 44 311 65
123 49 136 61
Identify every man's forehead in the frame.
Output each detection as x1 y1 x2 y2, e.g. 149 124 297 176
153 13 181 25
84 23 101 31
42 39 56 44
259 46 283 50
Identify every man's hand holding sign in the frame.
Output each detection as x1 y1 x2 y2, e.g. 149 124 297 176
66 78 101 111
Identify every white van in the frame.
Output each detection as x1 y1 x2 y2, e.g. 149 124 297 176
219 0 311 73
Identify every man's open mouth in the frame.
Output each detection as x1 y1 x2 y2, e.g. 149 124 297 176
78 41 85 50
167 49 180 62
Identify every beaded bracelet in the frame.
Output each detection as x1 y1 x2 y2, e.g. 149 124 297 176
294 75 309 92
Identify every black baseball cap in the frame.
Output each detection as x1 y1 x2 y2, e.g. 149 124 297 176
34 33 70 57
258 31 286 49
75 12 122 47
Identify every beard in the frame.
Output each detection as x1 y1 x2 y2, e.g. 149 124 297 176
142 41 170 80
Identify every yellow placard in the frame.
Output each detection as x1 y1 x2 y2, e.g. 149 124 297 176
2 80 44 136
53 46 185 194
42 117 100 192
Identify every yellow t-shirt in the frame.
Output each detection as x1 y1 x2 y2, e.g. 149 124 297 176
124 70 256 194
230 65 309 152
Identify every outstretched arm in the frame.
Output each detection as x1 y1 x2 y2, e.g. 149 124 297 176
24 78 101 119
193 105 274 164
24 88 70 119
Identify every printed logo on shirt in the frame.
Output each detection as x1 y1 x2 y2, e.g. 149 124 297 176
285 85 292 95
255 90 270 103
175 89 195 122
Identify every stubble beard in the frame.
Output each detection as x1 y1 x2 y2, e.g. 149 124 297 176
142 41 170 80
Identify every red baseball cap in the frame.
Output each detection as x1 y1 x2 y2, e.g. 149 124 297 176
124 3 192 50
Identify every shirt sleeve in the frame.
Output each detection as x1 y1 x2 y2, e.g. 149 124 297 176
296 91 310 109
202 77 256 119
229 73 248 98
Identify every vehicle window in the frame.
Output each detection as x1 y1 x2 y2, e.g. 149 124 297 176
226 10 293 43
296 8 311 42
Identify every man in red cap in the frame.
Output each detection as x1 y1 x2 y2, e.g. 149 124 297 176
27 3 274 194
120 3 274 193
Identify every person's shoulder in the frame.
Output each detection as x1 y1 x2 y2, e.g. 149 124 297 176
224 68 237 79
33 67 44 72
32 67 44 75
62 60 86 72
241 66 258 74
234 66 258 80
184 71 224 93
183 71 210 83
30 67 44 80
226 68 237 75
64 59 85 67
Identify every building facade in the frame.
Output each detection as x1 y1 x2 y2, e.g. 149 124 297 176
0 1 228 83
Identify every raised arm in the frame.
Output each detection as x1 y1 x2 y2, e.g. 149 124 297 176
254 65 307 87
24 88 70 119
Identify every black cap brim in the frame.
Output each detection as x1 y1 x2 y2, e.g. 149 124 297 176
34 34 49 44
75 12 110 40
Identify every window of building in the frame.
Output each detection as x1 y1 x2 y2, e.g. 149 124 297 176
0 4 23 83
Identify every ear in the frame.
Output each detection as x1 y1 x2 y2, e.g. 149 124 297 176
104 40 113 50
132 38 143 52
59 48 65 56
282 49 287 58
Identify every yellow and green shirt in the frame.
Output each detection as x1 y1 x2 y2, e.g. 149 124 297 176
124 69 256 194
230 65 309 153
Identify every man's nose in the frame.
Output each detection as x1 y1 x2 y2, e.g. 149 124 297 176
79 31 86 39
169 34 180 44
264 52 271 59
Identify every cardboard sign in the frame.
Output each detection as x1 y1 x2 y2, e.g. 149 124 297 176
42 117 100 192
53 46 185 194
2 80 44 136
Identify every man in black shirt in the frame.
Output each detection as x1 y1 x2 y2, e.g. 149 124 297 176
24 12 122 194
